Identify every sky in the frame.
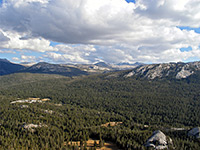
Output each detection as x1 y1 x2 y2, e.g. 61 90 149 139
0 0 200 64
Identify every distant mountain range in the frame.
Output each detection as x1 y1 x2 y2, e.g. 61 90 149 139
117 62 144 66
0 59 142 76
19 62 89 77
2 58 200 80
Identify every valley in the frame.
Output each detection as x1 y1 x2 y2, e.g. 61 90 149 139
1 60 200 149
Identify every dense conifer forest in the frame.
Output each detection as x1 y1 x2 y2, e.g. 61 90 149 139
1 72 200 149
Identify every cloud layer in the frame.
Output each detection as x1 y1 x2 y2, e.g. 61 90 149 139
0 0 200 64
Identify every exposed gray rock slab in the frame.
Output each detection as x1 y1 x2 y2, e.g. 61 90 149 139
188 127 200 138
145 130 172 150
124 61 200 80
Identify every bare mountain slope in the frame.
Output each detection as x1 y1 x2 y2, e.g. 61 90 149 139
123 61 200 80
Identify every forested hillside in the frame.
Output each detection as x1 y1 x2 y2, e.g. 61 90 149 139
1 72 200 149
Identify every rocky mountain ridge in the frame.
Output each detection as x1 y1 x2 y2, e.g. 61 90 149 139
123 61 200 80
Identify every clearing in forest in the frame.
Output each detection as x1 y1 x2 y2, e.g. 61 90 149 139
67 139 119 150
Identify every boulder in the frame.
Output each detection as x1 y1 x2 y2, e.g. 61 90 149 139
145 130 172 150
188 127 200 138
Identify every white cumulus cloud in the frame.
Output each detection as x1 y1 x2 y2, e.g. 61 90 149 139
0 0 200 63
0 30 56 52
12 55 36 62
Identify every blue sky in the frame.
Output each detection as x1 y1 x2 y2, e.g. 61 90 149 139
125 0 135 3
178 26 200 34
180 46 192 52
0 0 200 64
